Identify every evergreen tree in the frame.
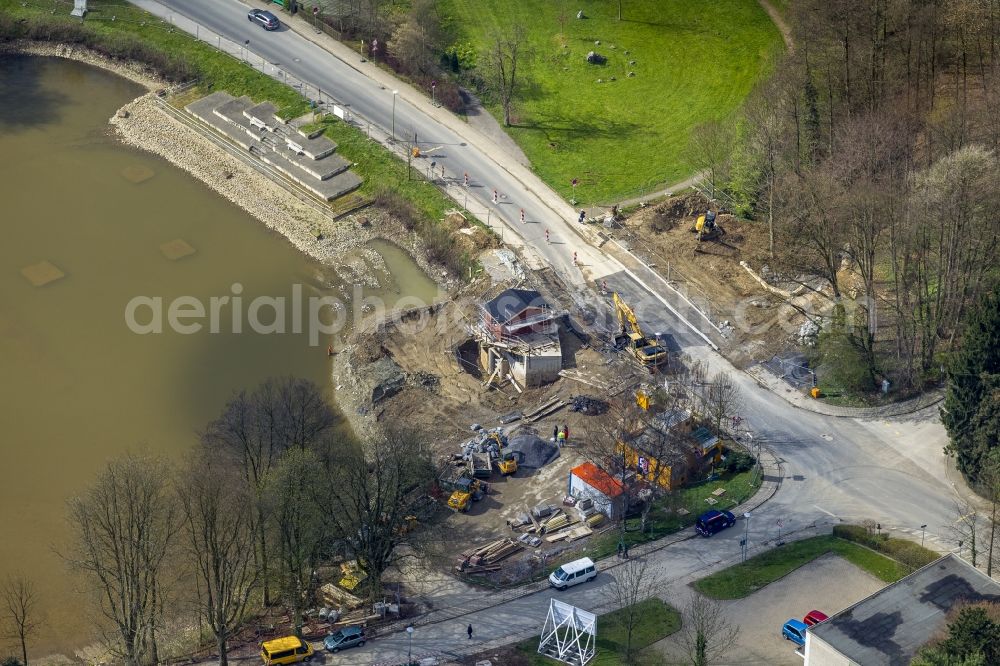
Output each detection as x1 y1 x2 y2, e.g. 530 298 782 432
940 607 1000 664
943 287 1000 482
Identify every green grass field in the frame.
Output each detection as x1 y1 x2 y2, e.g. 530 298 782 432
517 598 681 664
694 535 911 599
442 0 782 203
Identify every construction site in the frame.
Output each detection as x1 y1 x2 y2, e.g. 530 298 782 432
327 192 773 597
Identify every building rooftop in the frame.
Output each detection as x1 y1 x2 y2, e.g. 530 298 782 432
571 462 625 498
483 288 550 324
809 554 1000 666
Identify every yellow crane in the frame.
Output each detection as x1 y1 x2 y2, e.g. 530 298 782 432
612 292 669 369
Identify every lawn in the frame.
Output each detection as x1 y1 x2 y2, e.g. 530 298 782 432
441 0 783 203
694 535 912 599
587 468 761 560
516 598 681 665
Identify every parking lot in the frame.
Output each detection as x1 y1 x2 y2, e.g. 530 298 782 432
653 553 887 664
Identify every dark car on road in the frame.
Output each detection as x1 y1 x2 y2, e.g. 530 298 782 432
323 626 365 652
695 509 736 537
248 9 280 30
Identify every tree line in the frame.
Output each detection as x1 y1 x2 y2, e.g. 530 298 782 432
695 0 1000 395
2 377 436 666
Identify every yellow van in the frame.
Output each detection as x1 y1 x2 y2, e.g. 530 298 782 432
260 635 314 665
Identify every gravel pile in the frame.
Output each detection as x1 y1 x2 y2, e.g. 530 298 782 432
506 432 559 468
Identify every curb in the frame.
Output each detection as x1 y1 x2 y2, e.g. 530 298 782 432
745 365 945 419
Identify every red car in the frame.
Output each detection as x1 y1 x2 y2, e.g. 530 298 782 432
804 610 829 626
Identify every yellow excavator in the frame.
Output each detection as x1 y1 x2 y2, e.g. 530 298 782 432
612 293 668 369
496 451 518 476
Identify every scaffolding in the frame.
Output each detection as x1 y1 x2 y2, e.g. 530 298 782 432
537 599 596 666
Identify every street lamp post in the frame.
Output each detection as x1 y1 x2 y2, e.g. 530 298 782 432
391 89 399 142
743 512 752 562
243 39 250 63
406 625 414 665
921 524 928 547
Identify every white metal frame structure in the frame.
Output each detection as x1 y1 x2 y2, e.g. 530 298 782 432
537 599 596 665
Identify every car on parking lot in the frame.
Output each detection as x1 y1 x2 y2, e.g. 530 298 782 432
804 610 829 626
248 9 280 30
695 509 736 537
324 625 365 652
782 618 808 646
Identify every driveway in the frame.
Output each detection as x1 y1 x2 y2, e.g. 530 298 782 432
653 553 886 665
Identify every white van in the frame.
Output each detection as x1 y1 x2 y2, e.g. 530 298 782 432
549 557 597 590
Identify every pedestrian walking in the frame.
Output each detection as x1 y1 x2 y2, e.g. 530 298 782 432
557 430 565 447
467 623 474 640
545 229 550 243
617 541 624 559
572 251 578 266
553 425 559 442
520 208 526 224
623 543 630 559
564 424 570 441
602 279 608 294
464 172 469 187
492 189 498 204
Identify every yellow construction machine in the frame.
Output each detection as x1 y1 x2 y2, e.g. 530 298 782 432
496 451 519 476
694 211 722 241
612 293 669 369
447 476 486 512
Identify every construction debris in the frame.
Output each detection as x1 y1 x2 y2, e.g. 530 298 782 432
570 395 609 415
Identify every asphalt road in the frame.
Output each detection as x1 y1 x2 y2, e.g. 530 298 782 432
124 2 970 663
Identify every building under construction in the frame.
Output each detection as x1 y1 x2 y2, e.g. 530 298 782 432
478 288 562 389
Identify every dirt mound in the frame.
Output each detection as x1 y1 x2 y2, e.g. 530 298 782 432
507 431 560 468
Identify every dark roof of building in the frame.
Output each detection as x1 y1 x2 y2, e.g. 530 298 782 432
483 289 549 324
809 554 1000 666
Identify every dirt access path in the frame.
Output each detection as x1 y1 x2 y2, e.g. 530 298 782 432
758 0 794 52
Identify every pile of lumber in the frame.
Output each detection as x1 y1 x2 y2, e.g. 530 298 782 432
455 538 524 572
317 583 363 611
586 513 605 528
541 512 574 534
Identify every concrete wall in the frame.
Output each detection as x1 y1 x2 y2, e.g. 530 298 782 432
569 475 623 520
805 634 858 666
524 352 562 386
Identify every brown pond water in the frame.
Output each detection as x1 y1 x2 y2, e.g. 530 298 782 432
0 55 437 657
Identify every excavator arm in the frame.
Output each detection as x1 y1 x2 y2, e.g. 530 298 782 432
612 292 645 340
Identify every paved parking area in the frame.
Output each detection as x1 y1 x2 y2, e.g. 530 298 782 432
654 552 887 665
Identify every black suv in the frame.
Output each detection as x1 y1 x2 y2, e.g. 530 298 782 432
248 9 280 30
695 509 736 537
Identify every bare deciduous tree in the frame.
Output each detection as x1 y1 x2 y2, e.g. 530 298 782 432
264 448 327 637
65 454 177 666
689 120 735 199
319 427 436 603
701 371 744 437
177 451 260 665
951 498 984 568
681 591 740 666
1 575 39 666
607 558 653 664
203 377 337 606
484 25 529 126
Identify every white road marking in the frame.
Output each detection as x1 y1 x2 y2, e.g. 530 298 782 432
814 505 837 518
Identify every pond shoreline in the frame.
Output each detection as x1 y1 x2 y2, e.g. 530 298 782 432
1 40 455 293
